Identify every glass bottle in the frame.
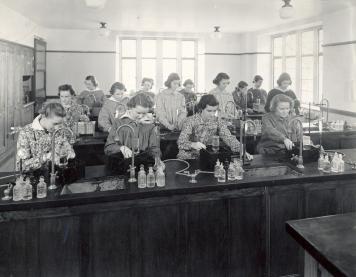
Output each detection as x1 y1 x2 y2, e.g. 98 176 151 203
138 165 147 189
218 165 226 183
23 178 33 200
338 154 345 172
227 162 236 181
37 176 47 199
214 159 221 178
13 176 23 202
317 153 324 171
156 168 166 187
331 152 339 173
146 167 156 188
234 159 244 180
323 154 331 173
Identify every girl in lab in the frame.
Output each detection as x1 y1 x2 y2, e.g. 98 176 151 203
104 94 160 174
98 82 129 132
136 78 155 102
257 94 302 155
247 75 268 105
265 72 300 115
177 95 251 160
58 84 90 131
179 79 197 116
209 72 235 119
155 73 187 131
77 75 106 117
232 81 254 113
16 103 75 173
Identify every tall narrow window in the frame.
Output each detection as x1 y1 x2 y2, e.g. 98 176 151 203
318 29 323 102
301 31 314 104
121 40 137 92
141 39 157 91
181 41 196 83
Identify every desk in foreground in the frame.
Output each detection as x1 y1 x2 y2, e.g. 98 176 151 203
287 213 356 277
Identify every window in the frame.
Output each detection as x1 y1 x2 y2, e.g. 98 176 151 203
272 27 323 104
119 38 197 93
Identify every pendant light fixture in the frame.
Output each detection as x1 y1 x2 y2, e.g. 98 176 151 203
211 26 222 40
98 22 111 37
279 0 295 19
84 0 107 9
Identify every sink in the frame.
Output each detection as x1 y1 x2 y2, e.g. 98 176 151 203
61 176 125 195
244 165 300 178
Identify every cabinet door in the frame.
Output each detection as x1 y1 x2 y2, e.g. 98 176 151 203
229 188 267 277
6 44 15 148
0 42 7 155
268 185 304 277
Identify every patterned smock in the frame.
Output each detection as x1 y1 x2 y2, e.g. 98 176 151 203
177 113 240 159
62 101 90 131
16 115 76 172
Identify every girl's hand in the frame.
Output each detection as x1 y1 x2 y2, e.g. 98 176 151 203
191 142 207 151
120 146 132 158
245 152 253 161
284 138 294 150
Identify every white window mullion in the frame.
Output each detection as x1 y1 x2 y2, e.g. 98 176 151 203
157 39 163 92
137 38 142 91
296 31 302 99
177 39 182 78
313 28 319 103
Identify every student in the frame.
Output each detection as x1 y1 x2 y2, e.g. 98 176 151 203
77 75 106 117
209 72 235 119
232 81 254 113
177 95 251 160
155 73 187 131
136 78 155 102
179 79 197 116
58 84 89 131
16 103 75 172
98 82 129 132
104 94 159 174
265 72 300 115
257 94 301 155
248 75 268 105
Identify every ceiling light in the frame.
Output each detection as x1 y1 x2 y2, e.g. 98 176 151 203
279 0 295 19
98 22 111 37
211 26 222 40
84 0 107 9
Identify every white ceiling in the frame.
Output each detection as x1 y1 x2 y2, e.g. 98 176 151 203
1 0 355 33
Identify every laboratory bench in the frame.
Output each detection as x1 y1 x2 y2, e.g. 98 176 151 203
287 212 356 277
0 148 356 276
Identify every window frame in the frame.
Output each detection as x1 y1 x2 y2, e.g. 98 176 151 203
271 26 323 104
119 37 198 93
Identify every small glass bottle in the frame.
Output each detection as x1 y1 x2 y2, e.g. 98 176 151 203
338 154 345 172
234 160 244 180
331 152 339 173
218 165 226 183
146 167 156 188
36 176 47 199
23 178 33 200
323 154 331 173
214 159 221 178
13 176 23 202
138 165 147 189
227 162 236 181
156 168 166 187
317 153 324 171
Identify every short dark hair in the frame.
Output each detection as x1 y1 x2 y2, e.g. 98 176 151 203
277 72 292 86
183 79 194 87
237 81 248 90
110 82 126 94
270 94 294 112
253 75 263 83
213 72 230 85
85 75 98 87
141 78 154 86
164 73 180 88
41 102 66 118
127 93 154 109
196 94 219 112
58 84 76 96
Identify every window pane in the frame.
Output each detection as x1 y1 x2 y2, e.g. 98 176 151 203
163 40 177 58
182 60 195 83
142 59 156 92
286 57 296 91
142 40 156 58
318 29 323 54
182 41 195 58
162 59 177 82
273 58 283 86
286 34 297 56
122 59 136 92
122 40 136 57
318 55 323 102
301 31 314 55
273 37 283 57
301 56 314 103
